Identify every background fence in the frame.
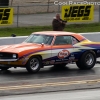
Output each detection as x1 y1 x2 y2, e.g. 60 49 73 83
0 0 100 28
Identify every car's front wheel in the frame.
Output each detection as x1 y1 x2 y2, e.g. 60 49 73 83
26 56 42 73
76 51 96 70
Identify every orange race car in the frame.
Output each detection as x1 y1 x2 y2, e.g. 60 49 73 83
0 31 100 73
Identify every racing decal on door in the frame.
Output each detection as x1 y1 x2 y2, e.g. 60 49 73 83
58 49 70 59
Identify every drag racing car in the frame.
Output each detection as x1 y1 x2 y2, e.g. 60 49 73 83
0 31 100 73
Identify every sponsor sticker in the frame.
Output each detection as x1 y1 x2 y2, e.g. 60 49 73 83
0 8 13 25
50 60 55 64
61 5 94 22
58 49 70 59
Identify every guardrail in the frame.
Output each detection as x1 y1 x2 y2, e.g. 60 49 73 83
0 36 28 45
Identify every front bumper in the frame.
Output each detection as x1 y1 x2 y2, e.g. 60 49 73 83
0 59 27 67
0 59 18 61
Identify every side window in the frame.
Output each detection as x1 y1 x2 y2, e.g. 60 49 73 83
63 36 72 44
54 36 72 45
71 37 79 45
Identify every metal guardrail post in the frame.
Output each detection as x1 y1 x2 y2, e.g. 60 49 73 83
17 5 19 27
47 0 50 12
58 5 60 13
11 0 13 6
99 5 100 22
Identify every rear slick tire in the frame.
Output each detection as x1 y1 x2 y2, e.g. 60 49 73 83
76 51 96 70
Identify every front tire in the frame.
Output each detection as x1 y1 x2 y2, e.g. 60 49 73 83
76 51 96 70
26 56 42 73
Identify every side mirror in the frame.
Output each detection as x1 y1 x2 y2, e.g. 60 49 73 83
41 43 44 47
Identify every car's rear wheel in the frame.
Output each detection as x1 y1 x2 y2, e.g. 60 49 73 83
76 51 96 70
26 56 42 73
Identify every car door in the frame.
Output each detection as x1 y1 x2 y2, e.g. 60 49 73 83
51 35 76 64
39 35 54 66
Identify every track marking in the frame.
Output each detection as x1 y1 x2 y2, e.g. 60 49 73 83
0 74 99 85
0 79 100 91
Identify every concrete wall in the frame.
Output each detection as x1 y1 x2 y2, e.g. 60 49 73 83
0 36 27 45
9 0 100 6
9 0 99 14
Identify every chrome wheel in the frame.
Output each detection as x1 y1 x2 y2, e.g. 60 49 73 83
30 58 39 71
76 51 96 70
26 56 42 73
85 53 94 66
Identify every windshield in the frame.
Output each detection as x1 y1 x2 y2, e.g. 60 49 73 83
24 34 54 45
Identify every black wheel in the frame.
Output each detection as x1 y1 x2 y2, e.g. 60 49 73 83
76 51 96 70
0 67 9 70
54 63 67 67
26 56 42 73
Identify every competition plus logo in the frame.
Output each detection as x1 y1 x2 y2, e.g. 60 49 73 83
58 50 70 59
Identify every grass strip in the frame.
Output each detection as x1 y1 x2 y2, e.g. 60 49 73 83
0 23 100 37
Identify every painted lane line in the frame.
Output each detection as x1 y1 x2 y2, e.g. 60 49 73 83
0 79 100 91
0 74 99 85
